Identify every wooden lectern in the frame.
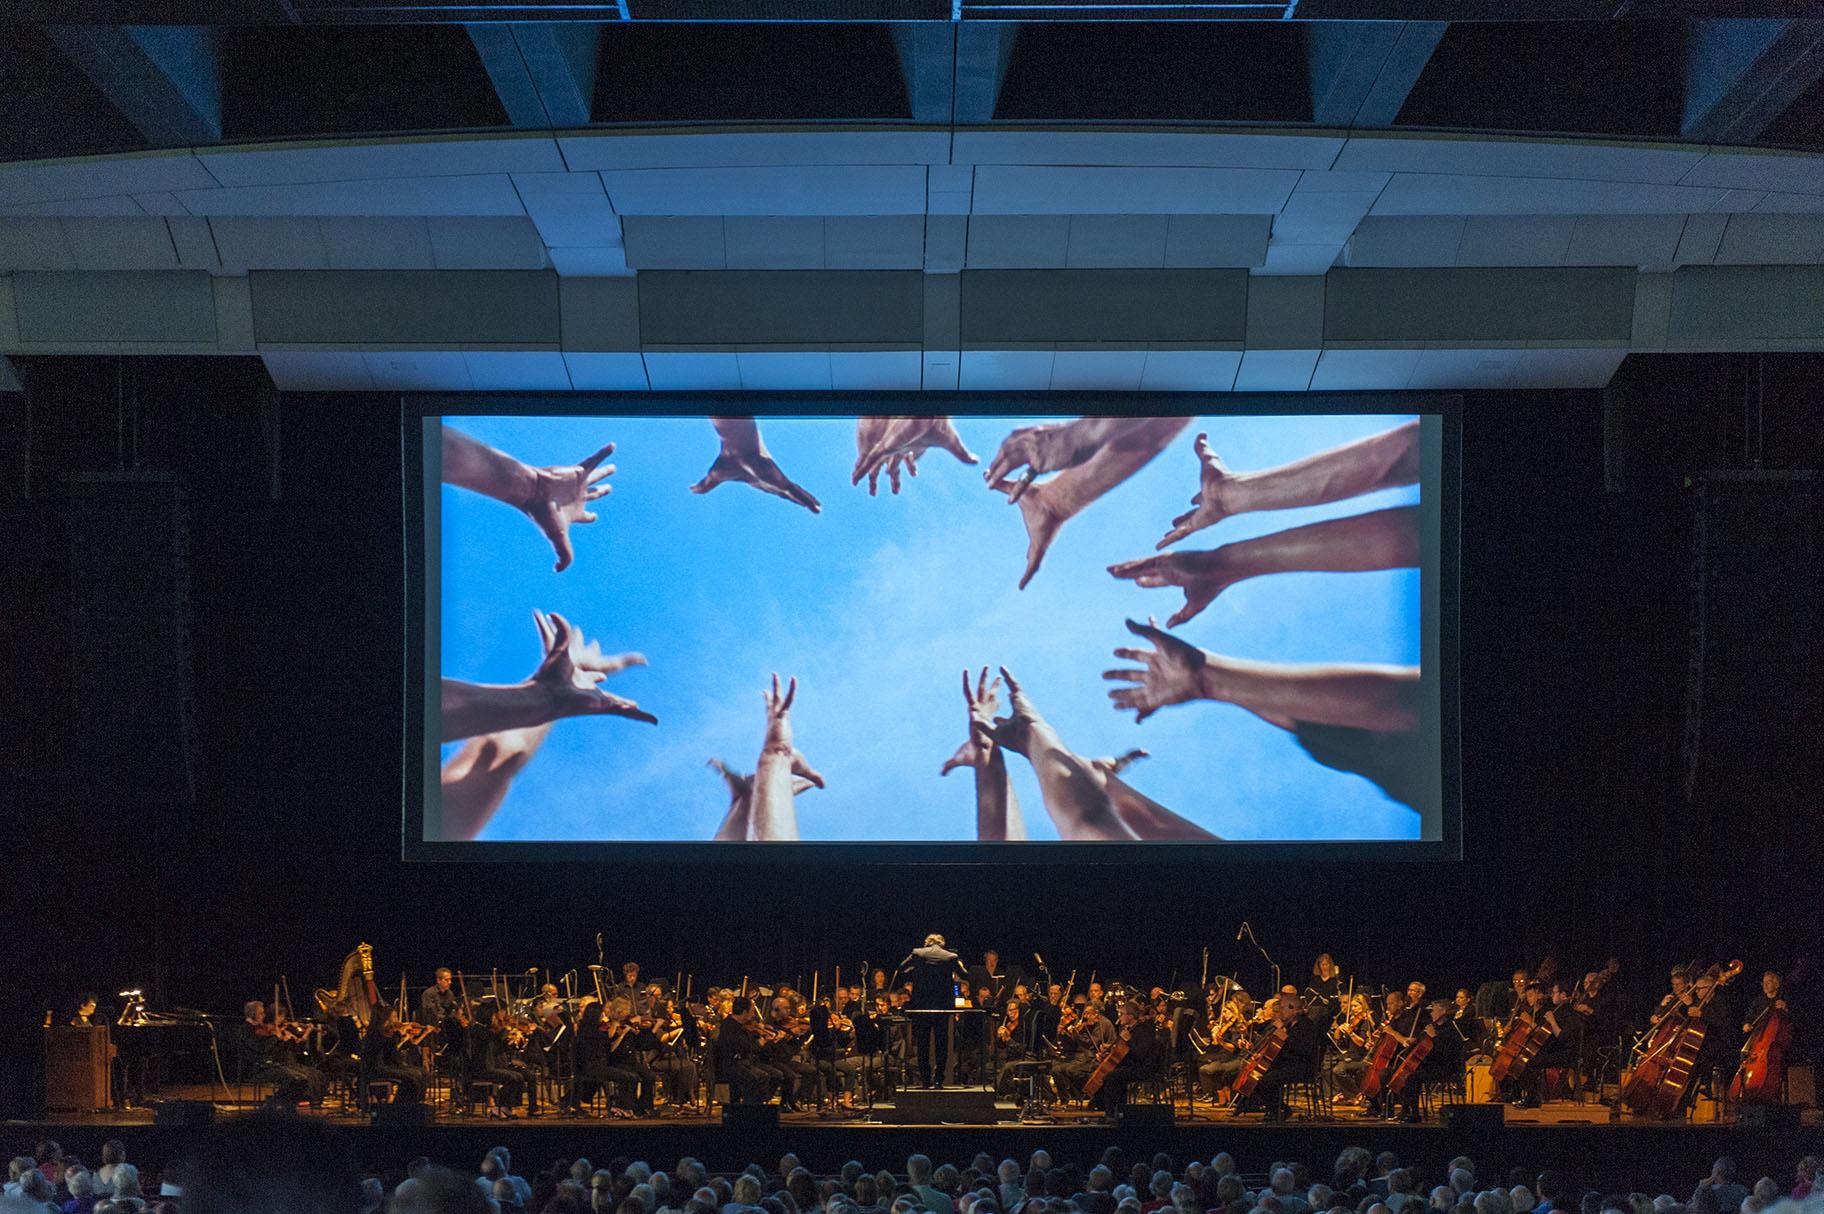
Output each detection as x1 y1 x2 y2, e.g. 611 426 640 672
45 1024 112 1112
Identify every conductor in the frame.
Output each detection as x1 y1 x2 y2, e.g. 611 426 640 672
895 933 969 1088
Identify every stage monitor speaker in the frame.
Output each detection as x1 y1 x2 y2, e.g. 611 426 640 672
1446 1104 1503 1134
372 1102 430 1127
1737 1104 1800 1131
1786 1064 1814 1107
723 1104 778 1131
153 1100 215 1126
1115 1104 1174 1129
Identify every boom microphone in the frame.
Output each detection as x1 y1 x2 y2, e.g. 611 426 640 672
1033 953 1046 970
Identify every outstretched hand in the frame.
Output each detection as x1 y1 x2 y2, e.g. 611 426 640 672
523 443 616 572
988 665 1052 757
940 666 1004 775
1157 432 1236 550
691 418 821 514
530 609 656 725
984 420 1107 502
1107 550 1229 628
853 417 979 496
1104 617 1209 723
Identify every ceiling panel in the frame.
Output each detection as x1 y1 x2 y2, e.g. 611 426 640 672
1335 137 1706 185
260 351 376 391
1713 214 1824 265
1406 347 1519 389
0 153 218 209
132 193 190 217
1454 216 1575 266
559 130 951 172
622 216 727 270
642 351 741 390
725 217 824 270
364 351 473 391
1707 190 1766 213
513 172 623 248
737 350 833 390
1163 215 1272 268
824 216 924 270
1508 347 1627 388
562 353 651 391
1232 348 1316 391
60 217 179 272
196 137 563 189
1755 193 1824 213
1065 215 1169 268
546 247 631 276
0 219 75 271
208 216 328 269
175 175 526 217
462 351 573 391
1371 174 1729 216
966 215 1071 269
1345 217 1465 267
1563 215 1686 267
1679 151 1824 196
1048 349 1147 391
167 217 221 270
1138 349 1242 392
829 350 922 391
319 217 435 269
1255 243 1343 276
972 167 1301 215
1272 190 1379 243
952 131 1343 172
0 196 146 217
922 350 959 392
427 217 550 270
1674 214 1728 266
1308 346 1423 390
959 349 1055 390
601 167 927 216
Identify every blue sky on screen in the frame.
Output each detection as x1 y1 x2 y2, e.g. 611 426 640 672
438 412 1423 843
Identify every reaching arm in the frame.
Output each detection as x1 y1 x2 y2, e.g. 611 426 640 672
748 675 824 841
991 667 1137 841
691 417 822 514
940 667 1028 842
991 417 1190 589
440 610 654 742
1105 617 1419 732
441 426 617 571
1158 421 1419 549
853 416 979 496
438 724 553 841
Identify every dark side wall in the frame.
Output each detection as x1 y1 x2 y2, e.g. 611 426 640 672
2 354 1819 1116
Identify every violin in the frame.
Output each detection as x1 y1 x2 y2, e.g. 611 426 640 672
997 1003 1022 1043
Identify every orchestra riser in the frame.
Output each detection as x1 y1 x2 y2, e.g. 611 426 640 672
18 1116 1815 1196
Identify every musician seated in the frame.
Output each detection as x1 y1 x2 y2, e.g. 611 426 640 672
1196 993 1253 1101
1517 984 1584 1109
362 1004 428 1106
1394 1000 1467 1123
1060 1002 1116 1098
1090 1000 1166 1112
713 998 778 1106
241 1000 325 1110
1236 992 1326 1121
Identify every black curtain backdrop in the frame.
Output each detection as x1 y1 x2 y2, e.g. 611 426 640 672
3 354 1820 1116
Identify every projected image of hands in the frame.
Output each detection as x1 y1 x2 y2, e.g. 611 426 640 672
432 412 1437 844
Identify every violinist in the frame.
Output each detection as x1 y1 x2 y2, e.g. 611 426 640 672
647 986 703 1114
853 992 896 1100
1327 993 1376 1102
1197 991 1254 1102
573 998 640 1118
713 997 778 1106
420 968 458 1028
761 995 815 1110
605 996 658 1115
1030 984 1065 1056
1451 988 1483 1053
809 998 863 1110
362 1003 427 1106
242 999 326 1110
465 1001 534 1119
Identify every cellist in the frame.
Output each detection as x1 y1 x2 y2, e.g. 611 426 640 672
1515 982 1584 1109
1730 970 1791 1104
1235 991 1326 1122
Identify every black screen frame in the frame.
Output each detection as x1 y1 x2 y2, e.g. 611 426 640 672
403 392 1462 864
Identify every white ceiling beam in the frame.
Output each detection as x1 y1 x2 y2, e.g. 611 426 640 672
890 23 955 125
1681 19 1824 145
953 24 1018 126
43 25 221 146
1307 21 1448 129
465 23 601 129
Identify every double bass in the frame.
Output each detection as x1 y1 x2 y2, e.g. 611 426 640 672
1727 983 1790 1105
1624 960 1742 1118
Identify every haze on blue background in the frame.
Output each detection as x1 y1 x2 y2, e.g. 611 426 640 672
436 412 1425 843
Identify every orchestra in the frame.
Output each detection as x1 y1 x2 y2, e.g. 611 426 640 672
198 940 1805 1125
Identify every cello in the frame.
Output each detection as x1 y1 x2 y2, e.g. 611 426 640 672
1631 960 1741 1119
1230 1017 1287 1101
1727 983 1790 1105
1488 1006 1550 1087
1358 1000 1416 1100
1385 1012 1441 1098
1081 1037 1130 1099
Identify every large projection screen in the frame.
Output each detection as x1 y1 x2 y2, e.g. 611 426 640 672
405 402 1459 861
